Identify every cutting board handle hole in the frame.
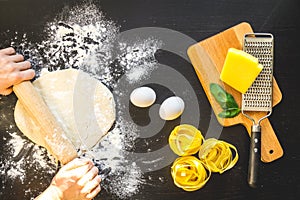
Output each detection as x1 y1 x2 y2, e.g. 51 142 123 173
269 150 274 154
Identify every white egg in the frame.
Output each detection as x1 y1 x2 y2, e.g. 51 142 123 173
159 96 185 120
130 86 156 108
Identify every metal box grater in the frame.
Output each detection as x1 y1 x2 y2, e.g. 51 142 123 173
242 33 274 188
242 33 274 112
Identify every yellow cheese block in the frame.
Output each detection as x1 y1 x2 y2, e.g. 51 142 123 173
220 48 263 93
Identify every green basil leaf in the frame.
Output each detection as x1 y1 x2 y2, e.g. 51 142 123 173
218 108 241 118
210 83 240 118
225 93 239 108
210 83 228 109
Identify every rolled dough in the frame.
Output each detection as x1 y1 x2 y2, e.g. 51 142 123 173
14 68 116 151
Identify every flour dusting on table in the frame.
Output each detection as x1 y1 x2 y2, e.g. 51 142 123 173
0 130 57 199
1 2 161 199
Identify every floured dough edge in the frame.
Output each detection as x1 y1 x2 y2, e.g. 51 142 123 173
14 68 116 155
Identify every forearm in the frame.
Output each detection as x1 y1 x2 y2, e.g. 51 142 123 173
34 185 62 200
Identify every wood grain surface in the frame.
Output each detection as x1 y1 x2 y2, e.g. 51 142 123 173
187 22 283 162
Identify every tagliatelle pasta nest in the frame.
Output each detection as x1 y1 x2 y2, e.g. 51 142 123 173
198 138 239 174
168 124 204 156
171 156 211 191
169 124 239 191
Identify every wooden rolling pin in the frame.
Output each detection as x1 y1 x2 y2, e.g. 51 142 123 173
13 81 78 164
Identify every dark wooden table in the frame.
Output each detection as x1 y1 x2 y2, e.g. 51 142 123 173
1 0 299 199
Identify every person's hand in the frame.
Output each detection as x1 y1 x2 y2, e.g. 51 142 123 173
35 158 102 200
0 47 35 95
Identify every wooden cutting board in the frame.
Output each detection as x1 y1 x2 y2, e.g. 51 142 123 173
187 22 283 163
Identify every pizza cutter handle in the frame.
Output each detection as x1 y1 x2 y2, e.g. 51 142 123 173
247 124 261 188
13 81 78 164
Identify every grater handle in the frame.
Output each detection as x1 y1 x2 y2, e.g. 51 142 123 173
248 124 261 188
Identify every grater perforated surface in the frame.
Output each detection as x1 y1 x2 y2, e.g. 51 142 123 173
242 33 273 112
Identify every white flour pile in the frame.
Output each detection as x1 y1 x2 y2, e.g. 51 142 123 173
1 2 162 200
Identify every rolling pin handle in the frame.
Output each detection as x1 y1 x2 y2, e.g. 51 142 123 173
13 81 78 164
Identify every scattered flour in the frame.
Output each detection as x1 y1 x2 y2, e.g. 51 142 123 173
0 130 57 199
1 2 162 200
91 116 144 199
118 38 162 84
